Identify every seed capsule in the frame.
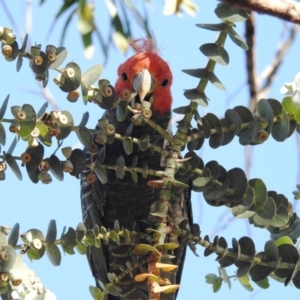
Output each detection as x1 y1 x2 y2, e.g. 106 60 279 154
32 55 44 66
30 238 43 250
63 160 74 173
67 90 80 102
21 152 31 163
141 108 152 119
16 110 26 121
1 45 12 57
104 124 115 135
0 250 9 262
0 162 6 172
120 88 131 100
0 272 8 282
101 86 113 97
11 279 22 286
86 173 97 184
40 160 50 172
64 67 75 78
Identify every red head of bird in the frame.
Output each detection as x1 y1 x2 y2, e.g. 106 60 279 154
114 39 173 115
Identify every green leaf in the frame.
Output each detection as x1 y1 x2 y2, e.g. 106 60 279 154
5 153 22 180
0 94 9 120
48 155 64 181
46 243 61 266
215 3 249 22
196 23 227 31
182 68 208 79
200 43 229 66
282 96 294 114
46 220 57 243
132 244 161 256
18 104 37 138
94 164 107 184
82 64 103 86
274 236 294 247
49 48 68 69
76 126 93 147
116 156 125 179
254 277 270 289
123 137 133 155
89 286 104 300
238 276 253 291
16 55 23 72
0 123 5 146
76 241 87 255
184 88 208 106
228 27 248 50
249 178 267 210
8 223 19 248
208 72 226 90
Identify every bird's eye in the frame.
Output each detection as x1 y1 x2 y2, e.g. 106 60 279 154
121 72 128 81
161 79 169 87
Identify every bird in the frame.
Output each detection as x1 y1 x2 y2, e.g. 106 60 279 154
80 39 192 300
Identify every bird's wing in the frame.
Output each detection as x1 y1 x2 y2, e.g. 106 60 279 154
80 145 109 292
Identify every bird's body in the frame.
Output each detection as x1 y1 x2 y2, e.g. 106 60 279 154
80 40 192 300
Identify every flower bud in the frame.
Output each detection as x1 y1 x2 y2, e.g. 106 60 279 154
9 120 20 133
62 160 74 173
61 147 72 159
131 114 145 126
53 73 64 86
141 100 151 110
28 137 39 148
0 225 10 236
38 171 52 184
5 32 16 45
20 230 33 244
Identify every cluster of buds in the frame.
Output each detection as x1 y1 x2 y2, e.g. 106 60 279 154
131 100 152 126
0 27 18 61
94 118 116 145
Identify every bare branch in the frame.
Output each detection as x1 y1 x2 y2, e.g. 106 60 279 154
245 13 259 113
221 0 300 24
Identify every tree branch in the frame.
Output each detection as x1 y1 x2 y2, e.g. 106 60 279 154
221 0 300 24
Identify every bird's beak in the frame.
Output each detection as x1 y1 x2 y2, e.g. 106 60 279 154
133 69 153 102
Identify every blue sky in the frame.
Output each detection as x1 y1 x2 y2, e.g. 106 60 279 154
1 1 300 299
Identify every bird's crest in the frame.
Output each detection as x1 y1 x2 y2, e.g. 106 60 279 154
130 38 157 53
